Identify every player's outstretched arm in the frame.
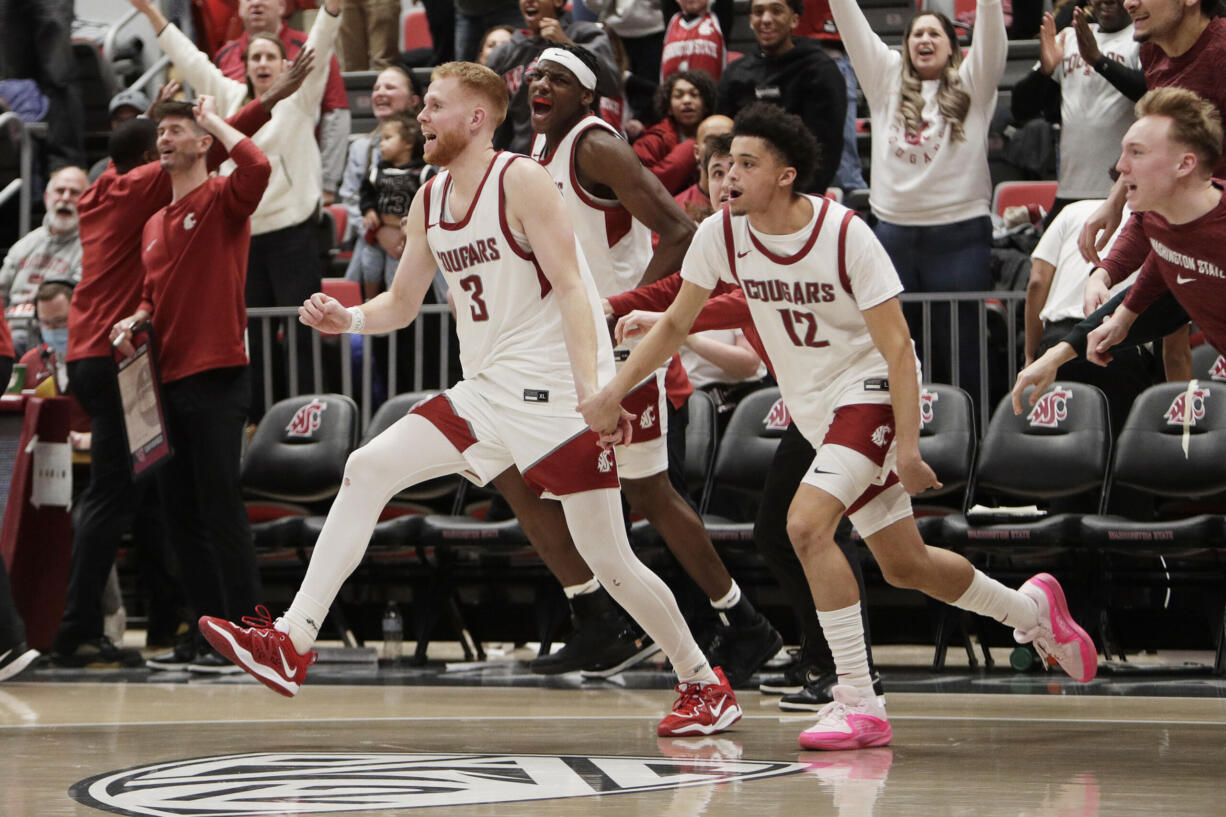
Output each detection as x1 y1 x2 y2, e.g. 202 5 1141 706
862 297 941 495
300 187 436 335
1011 342 1076 414
581 279 711 436
504 159 602 399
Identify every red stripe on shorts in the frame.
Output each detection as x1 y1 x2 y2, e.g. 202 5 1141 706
522 428 621 496
846 470 900 516
410 394 479 452
822 403 895 467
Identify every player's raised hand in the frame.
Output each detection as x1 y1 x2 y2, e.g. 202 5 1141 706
1038 13 1061 75
298 292 352 333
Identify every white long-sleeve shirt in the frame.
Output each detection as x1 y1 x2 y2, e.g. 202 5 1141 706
829 0 1006 226
157 8 340 235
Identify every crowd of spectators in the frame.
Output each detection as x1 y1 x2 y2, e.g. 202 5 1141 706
0 0 1224 680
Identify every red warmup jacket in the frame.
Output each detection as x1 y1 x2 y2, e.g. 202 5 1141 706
633 118 698 196
606 271 776 377
71 100 271 363
139 138 271 383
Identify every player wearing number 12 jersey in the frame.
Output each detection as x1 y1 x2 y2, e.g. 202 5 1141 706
581 103 1098 751
198 62 741 738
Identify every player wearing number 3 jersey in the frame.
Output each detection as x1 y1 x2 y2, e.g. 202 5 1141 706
581 103 1098 751
198 61 742 738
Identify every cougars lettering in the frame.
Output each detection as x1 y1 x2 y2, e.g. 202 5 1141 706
437 237 502 274
741 278 837 305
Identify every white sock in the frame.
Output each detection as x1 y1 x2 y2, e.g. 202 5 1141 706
817 603 874 694
563 577 601 599
559 488 716 686
280 591 330 654
710 580 741 609
952 569 1039 630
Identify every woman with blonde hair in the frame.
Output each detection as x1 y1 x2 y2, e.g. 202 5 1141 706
829 0 1006 403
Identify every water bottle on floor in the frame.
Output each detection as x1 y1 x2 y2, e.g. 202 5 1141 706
382 602 403 664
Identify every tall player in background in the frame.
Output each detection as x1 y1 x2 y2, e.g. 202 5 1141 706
199 62 742 738
515 45 781 685
581 103 1098 751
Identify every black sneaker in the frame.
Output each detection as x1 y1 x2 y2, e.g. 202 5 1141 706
146 639 198 671
759 648 829 695
779 671 885 711
49 636 143 669
187 648 244 675
529 588 660 676
708 612 784 689
0 642 39 681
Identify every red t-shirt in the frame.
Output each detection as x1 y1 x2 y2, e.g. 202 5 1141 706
70 101 271 362
1105 182 1226 353
633 118 698 196
795 0 840 42
213 23 348 115
661 12 726 82
1142 17 1226 177
139 138 271 383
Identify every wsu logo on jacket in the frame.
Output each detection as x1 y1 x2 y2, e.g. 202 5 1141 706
1164 387 1210 426
1027 387 1073 429
286 399 328 438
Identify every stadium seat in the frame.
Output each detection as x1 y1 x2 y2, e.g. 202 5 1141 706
240 394 360 637
1191 343 1225 382
401 5 432 51
991 180 1059 218
324 204 348 248
700 387 786 550
937 383 1111 664
321 277 361 308
1079 382 1226 663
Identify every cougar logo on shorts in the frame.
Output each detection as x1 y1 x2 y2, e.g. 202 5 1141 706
919 389 938 428
1210 355 1226 382
1027 387 1073 429
871 424 892 448
286 399 328 438
764 398 791 431
639 404 656 430
597 448 615 473
1164 387 1210 426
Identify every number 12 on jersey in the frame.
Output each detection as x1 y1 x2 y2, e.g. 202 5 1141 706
778 308 829 348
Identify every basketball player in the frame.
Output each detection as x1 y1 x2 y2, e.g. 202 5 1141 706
199 62 741 738
512 45 781 685
580 102 1098 751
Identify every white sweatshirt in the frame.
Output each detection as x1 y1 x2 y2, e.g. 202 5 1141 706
829 0 1006 226
157 8 340 235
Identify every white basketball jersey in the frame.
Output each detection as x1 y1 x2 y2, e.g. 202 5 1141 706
422 151 614 414
531 116 652 299
681 197 919 442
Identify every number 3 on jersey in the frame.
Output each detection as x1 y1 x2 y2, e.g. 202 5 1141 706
460 274 489 321
778 308 829 348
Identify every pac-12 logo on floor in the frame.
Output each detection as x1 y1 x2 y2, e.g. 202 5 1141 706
70 751 806 815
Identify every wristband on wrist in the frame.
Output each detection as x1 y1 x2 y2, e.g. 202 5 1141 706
347 305 366 334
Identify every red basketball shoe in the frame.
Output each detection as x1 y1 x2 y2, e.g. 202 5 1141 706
199 606 317 697
657 666 742 737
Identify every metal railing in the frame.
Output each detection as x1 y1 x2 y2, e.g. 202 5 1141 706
247 291 1026 433
0 113 41 237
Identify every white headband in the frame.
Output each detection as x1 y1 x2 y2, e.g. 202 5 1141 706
537 48 597 92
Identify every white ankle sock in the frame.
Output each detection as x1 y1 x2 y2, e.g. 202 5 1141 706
563 578 601 599
817 603 873 694
952 569 1039 629
281 591 329 654
677 661 720 686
